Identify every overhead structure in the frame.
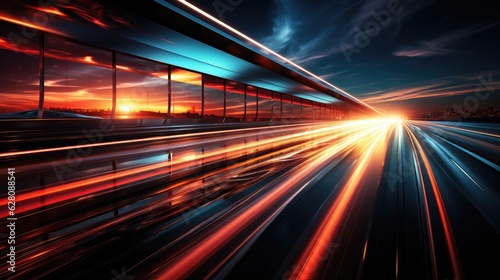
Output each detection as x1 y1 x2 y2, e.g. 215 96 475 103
0 0 380 121
115 0 380 115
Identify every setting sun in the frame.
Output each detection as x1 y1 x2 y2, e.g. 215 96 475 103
121 105 131 112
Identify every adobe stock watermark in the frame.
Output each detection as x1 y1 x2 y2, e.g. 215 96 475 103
452 73 496 115
178 127 271 224
282 240 341 280
111 267 135 280
340 0 407 63
178 180 220 224
383 73 495 190
422 72 496 153
178 157 238 224
50 61 168 181
51 119 115 182
384 157 416 192
213 0 243 21
7 0 70 52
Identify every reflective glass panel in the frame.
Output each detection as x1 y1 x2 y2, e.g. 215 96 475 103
203 75 224 120
0 21 39 116
44 35 112 118
245 85 257 122
116 53 168 119
171 67 202 118
226 80 244 121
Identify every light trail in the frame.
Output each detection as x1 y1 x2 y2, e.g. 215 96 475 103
1 120 498 279
0 121 379 218
0 14 66 36
0 124 316 158
404 123 440 279
404 123 463 279
139 120 393 279
413 120 500 139
450 159 484 192
291 120 395 279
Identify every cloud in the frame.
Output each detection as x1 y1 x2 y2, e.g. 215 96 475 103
260 0 436 69
344 0 388 36
318 70 350 80
393 45 454 57
261 0 355 61
262 0 296 51
361 72 500 104
264 17 293 50
394 22 500 57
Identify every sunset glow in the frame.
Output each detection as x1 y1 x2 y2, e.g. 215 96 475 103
121 105 131 112
0 1 499 279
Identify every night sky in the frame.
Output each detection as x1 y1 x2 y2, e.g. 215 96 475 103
178 0 500 117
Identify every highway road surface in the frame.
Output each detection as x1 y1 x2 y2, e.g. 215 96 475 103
1 120 498 279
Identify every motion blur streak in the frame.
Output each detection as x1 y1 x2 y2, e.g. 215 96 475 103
404 123 463 280
0 14 65 36
405 123 440 280
152 120 391 279
0 125 314 158
0 121 376 217
292 120 394 279
1 120 499 279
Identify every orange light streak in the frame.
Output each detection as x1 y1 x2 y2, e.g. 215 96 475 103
152 120 393 279
0 124 315 158
292 121 393 279
0 123 340 217
0 161 171 217
34 7 66 17
0 15 65 36
403 124 439 279
116 64 130 71
404 123 463 279
0 120 396 243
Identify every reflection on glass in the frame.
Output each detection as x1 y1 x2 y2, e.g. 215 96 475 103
315 103 322 119
282 94 291 120
324 104 330 119
333 105 341 119
203 75 224 120
116 54 168 119
0 20 344 122
171 67 202 119
326 104 333 119
302 99 315 120
272 92 281 120
319 103 329 119
0 21 39 116
257 88 272 121
245 86 257 122
292 96 302 119
226 80 244 121
44 35 112 118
